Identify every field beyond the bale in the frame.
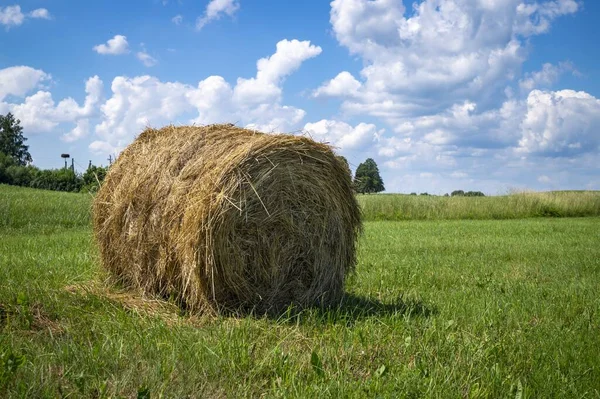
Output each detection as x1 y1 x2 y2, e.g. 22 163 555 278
1 184 599 398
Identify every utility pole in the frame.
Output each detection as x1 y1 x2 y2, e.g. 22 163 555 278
71 158 75 173
61 153 70 169
107 155 113 166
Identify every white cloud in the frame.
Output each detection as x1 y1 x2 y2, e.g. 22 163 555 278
94 75 193 147
312 0 590 193
519 62 575 91
1 75 103 136
325 0 580 121
0 66 50 100
313 71 361 98
89 140 118 155
233 39 322 106
137 51 158 67
0 5 24 28
91 39 321 153
29 8 51 19
9 91 60 132
172 15 183 25
196 0 240 30
62 119 90 142
93 35 130 55
518 89 600 156
303 119 382 151
514 0 579 36
0 5 51 28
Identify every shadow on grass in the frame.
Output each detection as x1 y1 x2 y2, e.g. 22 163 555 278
335 292 434 318
222 293 436 325
291 292 436 325
64 282 435 326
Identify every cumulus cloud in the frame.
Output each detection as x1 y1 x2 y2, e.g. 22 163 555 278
518 89 600 156
63 119 90 142
233 39 322 106
0 66 50 100
308 0 591 192
313 71 361 98
1 5 51 28
0 5 24 28
303 119 382 151
519 62 575 91
91 39 321 153
196 0 240 30
514 0 579 36
93 35 130 55
324 0 580 120
94 75 193 149
29 8 51 19
1 74 103 136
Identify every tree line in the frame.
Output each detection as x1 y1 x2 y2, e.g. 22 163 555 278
0 113 107 193
341 156 484 196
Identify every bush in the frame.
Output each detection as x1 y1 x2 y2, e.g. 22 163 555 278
80 165 108 193
451 190 485 197
0 152 17 184
1 152 89 193
5 165 37 187
465 191 485 197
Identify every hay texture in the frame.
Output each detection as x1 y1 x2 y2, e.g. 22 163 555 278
93 124 361 314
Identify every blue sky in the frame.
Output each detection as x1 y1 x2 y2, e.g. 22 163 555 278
1 0 598 194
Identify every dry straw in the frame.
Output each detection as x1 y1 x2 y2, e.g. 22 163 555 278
93 124 361 315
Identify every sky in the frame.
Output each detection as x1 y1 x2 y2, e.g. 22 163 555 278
1 0 598 194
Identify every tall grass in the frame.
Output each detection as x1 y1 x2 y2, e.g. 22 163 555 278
0 184 91 230
358 191 600 220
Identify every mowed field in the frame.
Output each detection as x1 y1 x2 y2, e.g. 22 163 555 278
1 185 599 398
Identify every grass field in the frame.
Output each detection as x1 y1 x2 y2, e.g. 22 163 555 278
1 185 599 397
357 191 600 220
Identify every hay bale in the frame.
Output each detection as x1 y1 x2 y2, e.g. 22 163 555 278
93 124 361 314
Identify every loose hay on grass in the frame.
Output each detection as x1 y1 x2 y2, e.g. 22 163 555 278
93 124 362 315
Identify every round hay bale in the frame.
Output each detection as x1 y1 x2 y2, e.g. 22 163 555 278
93 124 362 314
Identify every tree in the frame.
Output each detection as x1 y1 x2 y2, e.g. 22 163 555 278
81 164 109 193
465 191 485 197
353 158 384 194
0 113 32 166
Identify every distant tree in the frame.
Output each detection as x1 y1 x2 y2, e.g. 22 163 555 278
353 158 384 194
444 193 450 197
81 164 109 193
410 192 417 196
451 190 465 197
0 152 17 184
465 191 485 197
420 192 430 196
0 113 32 166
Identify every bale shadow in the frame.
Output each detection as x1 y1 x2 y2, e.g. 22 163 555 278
293 292 436 325
331 292 435 319
222 292 436 325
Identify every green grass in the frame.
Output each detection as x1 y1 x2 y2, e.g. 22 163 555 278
0 184 91 230
1 185 599 397
358 191 600 220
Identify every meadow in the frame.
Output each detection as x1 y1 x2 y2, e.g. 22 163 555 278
1 184 599 398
